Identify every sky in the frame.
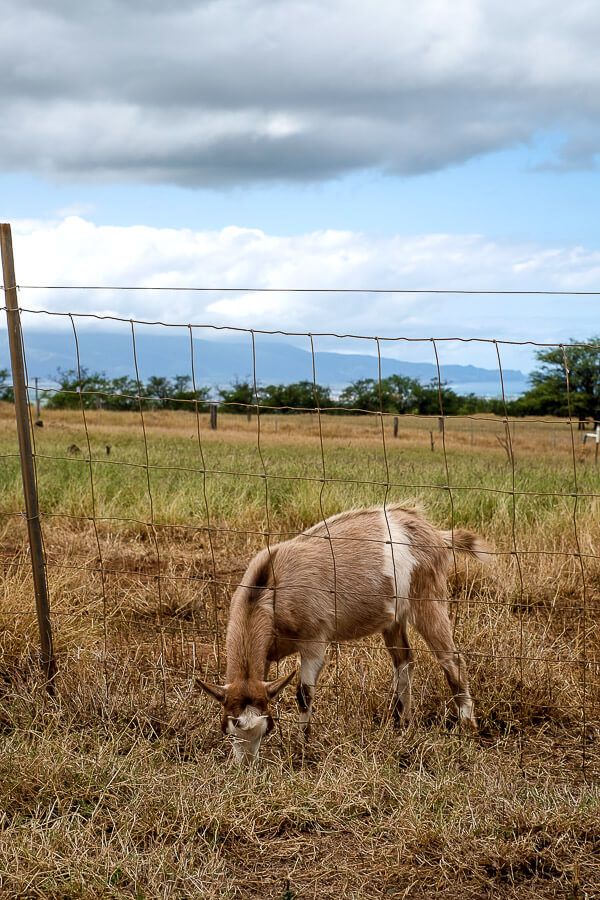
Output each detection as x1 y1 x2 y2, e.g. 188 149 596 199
2 0 600 372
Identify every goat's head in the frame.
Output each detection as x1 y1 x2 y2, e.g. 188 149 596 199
198 670 296 763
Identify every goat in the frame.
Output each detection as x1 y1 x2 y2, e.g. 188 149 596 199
199 504 488 762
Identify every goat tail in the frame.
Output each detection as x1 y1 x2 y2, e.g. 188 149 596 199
440 529 491 563
240 547 276 601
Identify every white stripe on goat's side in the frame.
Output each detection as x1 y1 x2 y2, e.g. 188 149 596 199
381 512 416 621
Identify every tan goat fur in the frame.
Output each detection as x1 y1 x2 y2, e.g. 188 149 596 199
199 504 488 761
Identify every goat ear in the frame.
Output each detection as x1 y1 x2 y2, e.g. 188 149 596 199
197 679 227 704
264 669 297 700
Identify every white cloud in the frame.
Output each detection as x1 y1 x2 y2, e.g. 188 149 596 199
4 216 600 373
2 1 600 185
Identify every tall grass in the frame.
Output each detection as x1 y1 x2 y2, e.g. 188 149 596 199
0 405 598 897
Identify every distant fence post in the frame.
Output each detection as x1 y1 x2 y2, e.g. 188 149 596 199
438 416 445 433
583 423 600 464
210 402 218 430
393 416 399 438
1 223 56 688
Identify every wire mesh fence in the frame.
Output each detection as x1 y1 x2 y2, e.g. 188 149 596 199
1 264 599 778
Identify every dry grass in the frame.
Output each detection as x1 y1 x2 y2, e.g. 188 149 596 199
0 404 599 898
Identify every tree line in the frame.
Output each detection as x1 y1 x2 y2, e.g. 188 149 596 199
1 337 598 420
0 369 13 403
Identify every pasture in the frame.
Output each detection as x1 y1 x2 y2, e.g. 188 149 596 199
0 404 598 898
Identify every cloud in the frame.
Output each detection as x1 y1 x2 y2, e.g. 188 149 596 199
5 216 600 374
2 1 600 185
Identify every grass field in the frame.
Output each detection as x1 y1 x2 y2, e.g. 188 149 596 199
0 403 599 898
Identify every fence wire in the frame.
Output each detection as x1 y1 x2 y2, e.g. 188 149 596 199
0 291 598 778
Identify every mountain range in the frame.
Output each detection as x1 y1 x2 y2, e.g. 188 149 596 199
0 329 530 397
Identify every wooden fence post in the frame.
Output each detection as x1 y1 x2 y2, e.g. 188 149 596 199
438 416 445 433
210 402 218 430
393 416 399 438
1 223 56 688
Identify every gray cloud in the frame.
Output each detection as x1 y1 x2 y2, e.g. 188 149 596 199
2 0 600 185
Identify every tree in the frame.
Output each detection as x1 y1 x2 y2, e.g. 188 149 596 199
173 375 191 395
168 375 211 410
338 375 463 415
339 375 421 414
143 376 172 409
338 378 380 412
46 368 110 409
46 369 211 412
410 380 463 416
518 338 600 420
103 375 138 411
219 379 258 412
262 380 332 411
382 375 422 414
0 368 13 402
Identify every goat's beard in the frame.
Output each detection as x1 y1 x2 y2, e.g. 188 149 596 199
227 706 269 763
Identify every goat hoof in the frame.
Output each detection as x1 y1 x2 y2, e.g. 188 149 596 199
392 714 411 730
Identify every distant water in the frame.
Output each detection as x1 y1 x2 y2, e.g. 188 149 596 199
448 380 530 399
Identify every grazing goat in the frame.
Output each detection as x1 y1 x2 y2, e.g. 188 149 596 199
199 504 488 762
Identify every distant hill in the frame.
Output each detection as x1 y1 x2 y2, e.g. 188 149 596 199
0 329 530 397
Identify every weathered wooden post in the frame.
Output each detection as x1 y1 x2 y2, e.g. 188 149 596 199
393 416 399 438
438 416 445 433
33 376 44 426
1 223 56 687
209 402 218 430
429 430 435 451
34 376 40 418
